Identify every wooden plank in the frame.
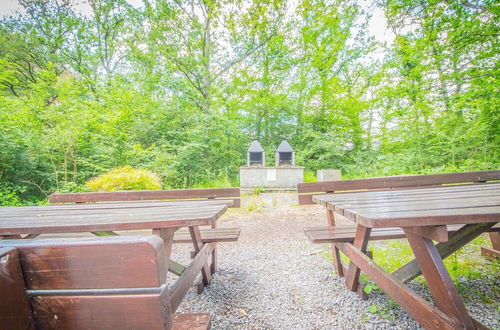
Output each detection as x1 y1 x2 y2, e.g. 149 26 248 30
404 229 475 328
0 202 231 235
298 170 500 193
30 288 171 330
393 223 496 283
304 223 500 244
49 188 240 203
345 225 371 292
340 196 500 217
405 225 449 242
317 186 500 211
0 199 233 212
169 243 215 312
356 206 500 228
0 247 35 330
173 228 241 243
2 203 230 220
335 242 459 329
172 313 211 330
189 227 212 288
480 247 500 259
0 236 167 290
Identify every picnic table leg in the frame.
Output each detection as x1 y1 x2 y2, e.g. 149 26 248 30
481 232 500 259
326 209 344 277
210 222 218 275
345 225 372 292
189 226 213 292
404 229 475 329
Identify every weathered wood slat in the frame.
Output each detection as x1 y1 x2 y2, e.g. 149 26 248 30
357 206 500 228
393 223 497 283
335 242 460 329
304 223 500 243
1 203 231 220
0 247 35 330
30 289 171 330
173 228 241 243
298 170 500 194
338 196 500 215
316 185 500 210
0 202 232 235
0 236 167 290
172 313 211 330
49 187 240 206
169 243 215 312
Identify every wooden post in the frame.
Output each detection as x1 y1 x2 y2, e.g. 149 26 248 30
326 209 344 276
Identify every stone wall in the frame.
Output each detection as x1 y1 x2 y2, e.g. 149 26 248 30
317 169 342 182
240 167 304 188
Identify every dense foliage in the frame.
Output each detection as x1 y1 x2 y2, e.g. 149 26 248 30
0 0 498 204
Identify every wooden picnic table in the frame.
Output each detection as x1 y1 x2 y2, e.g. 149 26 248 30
0 199 233 313
312 183 500 329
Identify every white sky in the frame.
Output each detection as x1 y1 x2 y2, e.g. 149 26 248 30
0 0 394 44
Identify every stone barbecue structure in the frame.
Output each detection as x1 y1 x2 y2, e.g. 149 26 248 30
240 140 304 189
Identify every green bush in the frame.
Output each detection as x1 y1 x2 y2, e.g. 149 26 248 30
86 166 162 192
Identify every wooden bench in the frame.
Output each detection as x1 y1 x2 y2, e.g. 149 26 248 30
48 187 241 275
298 170 500 205
49 187 241 207
0 236 210 330
305 224 500 243
299 170 500 297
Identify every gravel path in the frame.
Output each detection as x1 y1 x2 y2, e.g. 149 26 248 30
172 192 499 330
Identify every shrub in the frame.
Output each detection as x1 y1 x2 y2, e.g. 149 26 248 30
86 166 162 192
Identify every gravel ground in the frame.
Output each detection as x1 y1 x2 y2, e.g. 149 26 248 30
171 192 499 330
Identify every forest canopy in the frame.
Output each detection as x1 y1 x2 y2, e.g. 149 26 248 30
0 0 498 205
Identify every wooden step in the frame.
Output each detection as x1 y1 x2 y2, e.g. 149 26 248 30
173 228 241 243
304 223 500 243
172 313 211 330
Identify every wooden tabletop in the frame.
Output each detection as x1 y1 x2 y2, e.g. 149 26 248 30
313 183 500 228
0 199 233 235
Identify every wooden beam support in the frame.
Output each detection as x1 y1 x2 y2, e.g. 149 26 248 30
404 229 475 329
345 225 371 292
169 243 215 312
189 227 212 288
336 242 459 329
405 225 449 242
393 223 495 283
480 247 499 259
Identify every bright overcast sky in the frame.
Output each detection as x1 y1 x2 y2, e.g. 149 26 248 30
0 0 393 43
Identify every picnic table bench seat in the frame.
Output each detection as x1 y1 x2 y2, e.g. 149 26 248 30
173 227 241 243
305 223 500 243
0 236 210 330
